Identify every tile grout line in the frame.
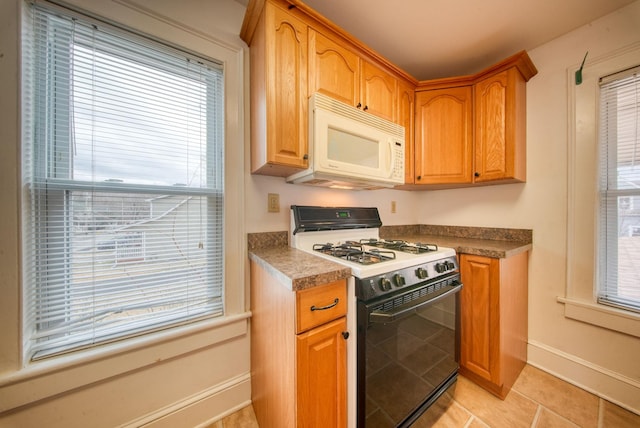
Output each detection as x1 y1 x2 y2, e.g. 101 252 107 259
530 404 543 427
597 398 605 428
510 388 585 428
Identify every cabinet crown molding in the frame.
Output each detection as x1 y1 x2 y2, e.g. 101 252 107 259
416 50 538 91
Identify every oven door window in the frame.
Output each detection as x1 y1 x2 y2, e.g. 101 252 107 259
361 291 459 426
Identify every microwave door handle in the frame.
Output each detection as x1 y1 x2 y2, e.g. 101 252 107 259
387 140 395 178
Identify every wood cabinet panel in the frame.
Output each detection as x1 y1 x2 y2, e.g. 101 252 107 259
296 279 347 333
459 255 500 384
296 317 347 428
250 260 348 427
459 252 529 399
360 60 397 122
309 29 399 123
267 4 308 170
308 29 359 107
410 51 535 189
397 79 415 184
474 67 526 182
414 87 473 185
248 1 308 176
250 260 296 428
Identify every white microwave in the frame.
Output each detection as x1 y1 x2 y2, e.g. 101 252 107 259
286 93 405 190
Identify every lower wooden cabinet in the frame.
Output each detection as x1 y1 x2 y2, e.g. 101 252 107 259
459 251 528 399
250 260 348 428
296 317 347 427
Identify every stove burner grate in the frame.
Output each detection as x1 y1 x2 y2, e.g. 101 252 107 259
360 239 439 254
312 242 396 265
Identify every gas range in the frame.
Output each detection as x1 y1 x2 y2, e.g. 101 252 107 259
290 206 462 428
290 205 458 301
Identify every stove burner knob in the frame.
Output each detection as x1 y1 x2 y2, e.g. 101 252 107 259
435 263 446 273
393 274 406 287
446 261 456 270
416 267 428 279
379 278 392 291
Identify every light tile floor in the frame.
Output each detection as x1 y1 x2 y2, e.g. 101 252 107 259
208 364 640 427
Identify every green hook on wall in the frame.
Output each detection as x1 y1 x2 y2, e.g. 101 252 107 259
575 51 589 85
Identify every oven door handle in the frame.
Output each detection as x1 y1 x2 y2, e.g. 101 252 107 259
369 282 463 324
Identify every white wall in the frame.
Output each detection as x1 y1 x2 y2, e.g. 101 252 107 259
0 1 251 427
244 0 640 414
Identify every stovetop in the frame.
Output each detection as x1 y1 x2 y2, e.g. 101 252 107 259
290 206 459 300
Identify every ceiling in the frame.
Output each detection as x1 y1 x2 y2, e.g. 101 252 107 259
242 0 636 80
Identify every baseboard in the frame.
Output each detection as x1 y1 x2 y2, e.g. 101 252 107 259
119 373 252 428
527 340 640 415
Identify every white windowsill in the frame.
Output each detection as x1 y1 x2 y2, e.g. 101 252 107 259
557 297 640 338
0 312 251 413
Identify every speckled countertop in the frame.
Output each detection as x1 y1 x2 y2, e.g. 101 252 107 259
248 225 532 290
248 234 351 291
379 225 532 258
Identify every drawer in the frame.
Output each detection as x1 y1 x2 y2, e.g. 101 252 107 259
296 279 347 333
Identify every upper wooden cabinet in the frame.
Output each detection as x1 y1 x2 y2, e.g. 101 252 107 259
360 60 397 122
406 51 537 188
309 29 397 122
474 67 526 182
241 1 536 187
308 29 359 107
397 79 415 184
414 86 473 185
245 0 309 177
242 0 412 177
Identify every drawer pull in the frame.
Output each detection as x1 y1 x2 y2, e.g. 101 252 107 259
310 298 339 312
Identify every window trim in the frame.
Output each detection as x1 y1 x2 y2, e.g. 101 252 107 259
2 0 247 415
562 41 640 337
24 2 228 360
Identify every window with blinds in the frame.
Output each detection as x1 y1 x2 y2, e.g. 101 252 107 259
598 66 640 313
22 2 225 360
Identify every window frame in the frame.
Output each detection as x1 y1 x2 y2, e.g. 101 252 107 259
23 3 229 360
0 0 246 414
561 42 640 338
597 67 640 313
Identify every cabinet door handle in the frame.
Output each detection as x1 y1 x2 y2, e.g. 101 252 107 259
356 102 362 109
363 105 368 111
474 172 480 177
341 331 350 340
310 298 339 311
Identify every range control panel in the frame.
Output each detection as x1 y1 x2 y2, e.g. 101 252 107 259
355 255 459 301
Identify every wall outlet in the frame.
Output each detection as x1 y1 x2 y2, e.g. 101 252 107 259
391 200 397 213
267 193 280 213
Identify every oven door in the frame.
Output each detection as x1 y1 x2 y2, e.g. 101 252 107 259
357 276 462 428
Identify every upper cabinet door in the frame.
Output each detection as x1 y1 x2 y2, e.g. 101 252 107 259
308 29 359 107
414 86 473 185
360 60 397 122
266 4 309 169
474 67 526 182
397 79 415 185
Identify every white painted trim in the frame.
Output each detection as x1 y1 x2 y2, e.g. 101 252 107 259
557 296 640 338
564 41 640 330
0 315 249 413
118 373 252 428
527 339 640 415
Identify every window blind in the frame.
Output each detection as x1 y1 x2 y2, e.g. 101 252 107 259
598 65 640 313
22 2 225 360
